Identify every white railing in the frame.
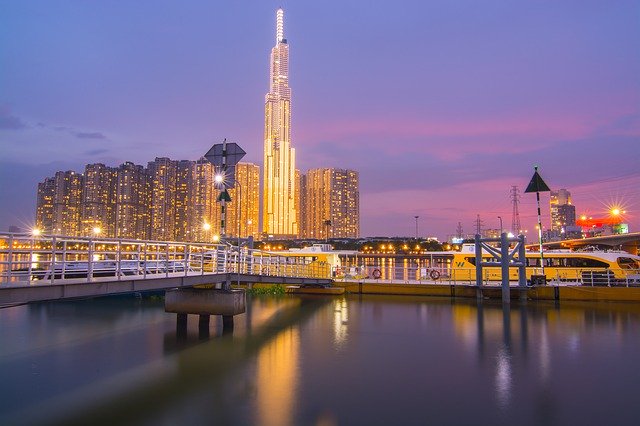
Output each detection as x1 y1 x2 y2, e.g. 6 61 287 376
333 265 640 287
0 233 331 285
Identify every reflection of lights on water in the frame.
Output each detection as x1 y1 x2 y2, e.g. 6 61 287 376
495 346 512 410
539 324 550 382
568 334 579 354
333 299 348 349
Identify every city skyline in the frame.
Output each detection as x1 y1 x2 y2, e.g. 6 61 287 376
2 1 639 239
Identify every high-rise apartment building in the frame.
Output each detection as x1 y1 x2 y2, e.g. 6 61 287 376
301 168 360 239
115 162 149 240
148 157 177 241
81 163 116 237
550 188 575 232
36 177 56 234
263 8 298 237
226 163 260 239
191 158 219 242
174 160 193 242
52 171 83 236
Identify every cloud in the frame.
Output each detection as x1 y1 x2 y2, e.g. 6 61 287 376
0 107 27 130
74 131 107 140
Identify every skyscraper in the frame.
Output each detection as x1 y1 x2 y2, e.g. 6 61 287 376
301 168 360 239
81 163 116 237
550 188 575 232
52 171 83 236
227 162 261 239
263 8 298 237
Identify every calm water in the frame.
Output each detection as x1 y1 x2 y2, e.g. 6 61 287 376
1 294 640 425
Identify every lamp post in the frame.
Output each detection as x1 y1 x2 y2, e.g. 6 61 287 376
497 216 503 235
203 222 211 243
414 216 419 239
214 172 242 248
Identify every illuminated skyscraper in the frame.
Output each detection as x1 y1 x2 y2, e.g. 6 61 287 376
81 163 116 237
36 177 56 234
191 158 219 242
115 162 149 240
148 157 177 241
263 8 298 237
550 188 575 232
52 171 83 236
301 169 360 239
227 162 260 239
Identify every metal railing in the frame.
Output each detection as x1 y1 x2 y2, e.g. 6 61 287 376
333 265 640 287
0 233 331 285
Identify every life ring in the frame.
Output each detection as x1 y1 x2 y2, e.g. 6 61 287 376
430 269 441 280
372 269 382 279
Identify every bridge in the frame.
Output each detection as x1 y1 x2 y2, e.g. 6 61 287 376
0 233 332 306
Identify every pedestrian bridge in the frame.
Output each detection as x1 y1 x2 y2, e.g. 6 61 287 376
0 233 332 306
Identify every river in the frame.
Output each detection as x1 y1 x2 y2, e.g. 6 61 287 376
1 294 639 425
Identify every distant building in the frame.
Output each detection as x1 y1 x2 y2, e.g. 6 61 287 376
115 162 149 240
81 163 116 237
550 188 578 239
301 168 360 239
190 158 218 242
263 8 298 238
36 177 56 234
52 171 83 236
226 162 261 239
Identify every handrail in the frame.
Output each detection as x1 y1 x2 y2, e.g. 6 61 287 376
0 233 331 285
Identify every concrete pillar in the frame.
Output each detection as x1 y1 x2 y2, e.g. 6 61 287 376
199 314 210 339
176 313 187 339
222 315 234 334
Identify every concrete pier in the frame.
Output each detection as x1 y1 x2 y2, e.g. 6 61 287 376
165 288 246 334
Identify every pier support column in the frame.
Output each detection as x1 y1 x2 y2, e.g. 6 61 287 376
176 313 187 339
199 314 210 339
222 315 234 334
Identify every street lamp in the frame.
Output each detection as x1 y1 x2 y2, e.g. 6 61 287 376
203 222 211 243
93 226 102 237
497 216 503 235
214 172 242 248
32 228 41 237
414 216 419 239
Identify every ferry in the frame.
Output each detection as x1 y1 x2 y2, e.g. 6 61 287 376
448 244 640 286
280 243 640 286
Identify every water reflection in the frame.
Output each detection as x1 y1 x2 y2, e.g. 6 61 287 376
256 327 299 426
2 296 640 425
333 298 348 349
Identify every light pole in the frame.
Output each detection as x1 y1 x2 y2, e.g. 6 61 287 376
214 172 242 248
497 216 503 235
203 222 211 243
414 216 419 239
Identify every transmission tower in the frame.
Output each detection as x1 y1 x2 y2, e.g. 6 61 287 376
475 214 483 236
510 185 521 234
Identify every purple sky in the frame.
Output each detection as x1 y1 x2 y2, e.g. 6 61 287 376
1 0 639 239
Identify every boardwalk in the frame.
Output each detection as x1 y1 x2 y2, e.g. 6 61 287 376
0 233 332 305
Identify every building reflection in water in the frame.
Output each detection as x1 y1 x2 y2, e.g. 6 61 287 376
333 298 348 349
495 306 512 411
256 326 300 426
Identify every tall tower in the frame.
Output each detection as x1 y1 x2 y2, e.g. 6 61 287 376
263 8 298 237
510 185 521 235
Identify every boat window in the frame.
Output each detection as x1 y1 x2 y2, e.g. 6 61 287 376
564 257 609 268
617 257 640 270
